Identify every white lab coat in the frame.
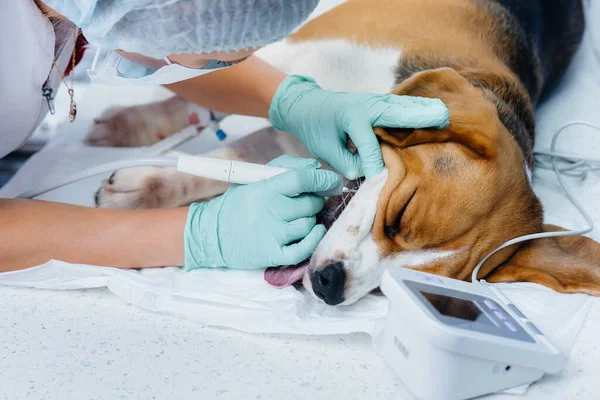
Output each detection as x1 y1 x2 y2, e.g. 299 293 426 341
0 1 74 159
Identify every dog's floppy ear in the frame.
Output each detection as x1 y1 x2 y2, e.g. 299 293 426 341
375 67 501 158
485 225 600 296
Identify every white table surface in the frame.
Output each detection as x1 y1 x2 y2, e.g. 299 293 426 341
2 286 599 400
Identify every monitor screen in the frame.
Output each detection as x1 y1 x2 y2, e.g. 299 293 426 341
420 291 482 321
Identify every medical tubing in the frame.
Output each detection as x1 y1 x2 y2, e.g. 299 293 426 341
16 116 225 199
143 125 202 156
15 157 178 199
471 121 599 283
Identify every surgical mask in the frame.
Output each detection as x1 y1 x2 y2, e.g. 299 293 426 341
87 49 233 86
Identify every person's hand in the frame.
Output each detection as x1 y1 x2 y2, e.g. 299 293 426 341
183 156 341 270
269 75 450 179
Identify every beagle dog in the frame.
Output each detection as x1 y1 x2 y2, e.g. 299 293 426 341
93 0 600 306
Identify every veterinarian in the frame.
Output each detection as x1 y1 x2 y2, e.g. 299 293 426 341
0 0 449 272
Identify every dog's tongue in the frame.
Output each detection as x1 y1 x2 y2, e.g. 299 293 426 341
265 264 308 288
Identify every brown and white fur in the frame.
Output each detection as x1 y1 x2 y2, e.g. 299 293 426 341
91 0 600 306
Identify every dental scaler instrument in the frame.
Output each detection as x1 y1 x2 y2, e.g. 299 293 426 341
16 155 348 199
176 156 346 197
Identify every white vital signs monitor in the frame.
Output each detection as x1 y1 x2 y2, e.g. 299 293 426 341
380 267 565 400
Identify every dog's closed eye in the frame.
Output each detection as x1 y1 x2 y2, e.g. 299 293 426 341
384 225 400 237
385 189 416 238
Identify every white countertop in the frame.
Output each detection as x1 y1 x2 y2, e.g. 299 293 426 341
2 286 599 400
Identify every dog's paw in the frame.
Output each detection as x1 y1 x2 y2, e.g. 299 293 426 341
95 167 182 209
95 166 231 209
84 96 207 147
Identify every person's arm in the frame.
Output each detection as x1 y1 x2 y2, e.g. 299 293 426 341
165 55 449 180
0 199 187 272
164 55 286 118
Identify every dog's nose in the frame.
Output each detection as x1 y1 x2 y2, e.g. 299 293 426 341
311 262 346 305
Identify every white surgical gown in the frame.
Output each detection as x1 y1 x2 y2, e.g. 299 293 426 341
0 1 73 159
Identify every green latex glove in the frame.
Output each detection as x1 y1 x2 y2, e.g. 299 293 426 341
183 156 341 270
269 75 450 179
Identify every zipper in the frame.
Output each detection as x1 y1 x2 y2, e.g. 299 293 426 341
40 22 76 118
42 83 55 115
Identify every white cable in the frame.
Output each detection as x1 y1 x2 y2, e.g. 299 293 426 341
16 157 178 199
471 121 600 283
14 116 219 199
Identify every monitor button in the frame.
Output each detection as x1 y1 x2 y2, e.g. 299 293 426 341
505 321 518 332
494 310 508 321
484 299 498 311
526 321 544 335
507 303 526 318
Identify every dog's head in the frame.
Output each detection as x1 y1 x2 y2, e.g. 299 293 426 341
269 67 600 305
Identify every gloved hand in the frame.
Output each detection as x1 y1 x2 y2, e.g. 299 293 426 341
183 155 341 270
269 75 450 179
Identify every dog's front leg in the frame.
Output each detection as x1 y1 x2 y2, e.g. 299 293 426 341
95 127 307 209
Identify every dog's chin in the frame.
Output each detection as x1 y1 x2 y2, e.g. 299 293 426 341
301 270 316 298
266 172 390 307
305 235 383 306
264 177 366 290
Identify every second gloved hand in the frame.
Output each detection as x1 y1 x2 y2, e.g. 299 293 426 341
269 75 450 180
183 155 341 270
